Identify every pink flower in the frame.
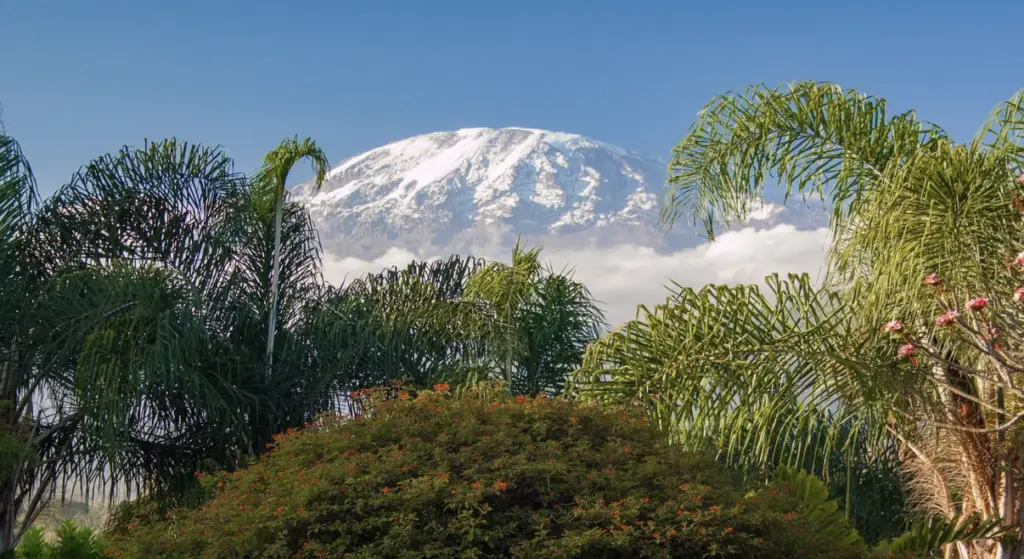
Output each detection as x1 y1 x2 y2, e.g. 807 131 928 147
1015 287 1024 302
884 320 904 333
923 273 942 286
936 310 960 327
966 298 989 311
1016 172 1024 184
897 344 918 366
1014 252 1024 269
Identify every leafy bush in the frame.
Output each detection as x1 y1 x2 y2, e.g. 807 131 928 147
16 520 108 559
106 384 890 558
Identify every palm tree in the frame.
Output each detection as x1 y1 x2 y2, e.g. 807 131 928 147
0 125 42 558
25 139 264 513
320 254 493 391
0 136 338 556
466 241 606 395
251 137 328 374
572 82 1024 558
313 247 604 398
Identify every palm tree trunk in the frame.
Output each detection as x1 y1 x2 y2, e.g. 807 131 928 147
265 190 285 375
0 352 17 559
0 490 14 559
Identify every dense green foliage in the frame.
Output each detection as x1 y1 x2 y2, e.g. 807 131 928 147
0 123 607 554
568 81 1024 557
6 81 1023 557
16 521 107 559
104 385 885 559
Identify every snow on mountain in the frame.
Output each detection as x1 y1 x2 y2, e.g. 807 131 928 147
292 127 825 260
294 127 831 324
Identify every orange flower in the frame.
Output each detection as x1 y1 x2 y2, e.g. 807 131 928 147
438 472 450 480
471 480 483 489
724 526 733 533
398 392 411 401
515 395 527 404
434 383 450 393
495 480 508 491
382 487 392 494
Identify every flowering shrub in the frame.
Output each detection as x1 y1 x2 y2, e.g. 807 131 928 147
105 384 888 558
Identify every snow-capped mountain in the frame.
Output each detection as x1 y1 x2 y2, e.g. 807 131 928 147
293 127 826 260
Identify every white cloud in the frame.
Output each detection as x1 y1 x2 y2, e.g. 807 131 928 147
745 202 784 222
321 224 831 329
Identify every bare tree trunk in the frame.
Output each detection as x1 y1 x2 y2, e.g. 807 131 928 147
0 484 14 559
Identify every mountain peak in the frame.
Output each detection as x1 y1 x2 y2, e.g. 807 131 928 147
312 127 643 185
295 128 671 259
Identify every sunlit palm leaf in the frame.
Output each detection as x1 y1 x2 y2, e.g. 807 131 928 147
570 274 894 477
659 81 948 239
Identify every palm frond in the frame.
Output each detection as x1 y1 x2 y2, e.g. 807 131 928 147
659 80 947 238
0 133 38 248
875 513 1017 555
830 141 1024 330
973 87 1024 158
569 273 894 479
251 136 329 205
771 467 866 548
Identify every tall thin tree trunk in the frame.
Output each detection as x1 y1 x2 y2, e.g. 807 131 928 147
265 189 285 376
0 488 14 559
0 352 17 559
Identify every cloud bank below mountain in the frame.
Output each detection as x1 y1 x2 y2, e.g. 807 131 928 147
321 224 831 328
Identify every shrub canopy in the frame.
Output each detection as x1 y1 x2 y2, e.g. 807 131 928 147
106 384 887 559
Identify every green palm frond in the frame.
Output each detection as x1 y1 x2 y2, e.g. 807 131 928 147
973 88 1024 156
515 272 605 395
875 513 1017 555
833 140 1024 328
251 136 329 207
251 136 329 373
0 133 37 248
30 138 246 281
659 80 948 239
771 466 866 548
23 139 288 504
466 240 605 394
569 273 894 477
313 254 493 391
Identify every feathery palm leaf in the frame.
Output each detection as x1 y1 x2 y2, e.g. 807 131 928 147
466 241 605 394
659 81 948 239
569 274 896 492
251 137 329 373
654 81 1024 555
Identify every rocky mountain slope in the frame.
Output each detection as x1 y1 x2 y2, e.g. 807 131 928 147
293 127 826 260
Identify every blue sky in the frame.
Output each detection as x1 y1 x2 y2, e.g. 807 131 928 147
3 0 1022 197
